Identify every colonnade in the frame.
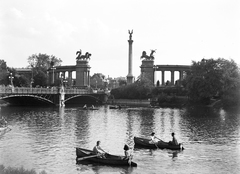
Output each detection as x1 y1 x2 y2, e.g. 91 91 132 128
153 65 190 86
156 70 186 85
48 62 91 87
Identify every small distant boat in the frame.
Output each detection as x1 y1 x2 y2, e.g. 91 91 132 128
134 137 184 150
82 106 98 110
109 105 121 109
76 147 137 167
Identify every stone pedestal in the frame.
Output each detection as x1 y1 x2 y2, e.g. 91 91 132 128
140 60 154 84
76 60 91 87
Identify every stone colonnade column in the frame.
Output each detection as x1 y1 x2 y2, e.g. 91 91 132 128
68 71 72 86
171 71 174 85
161 71 165 85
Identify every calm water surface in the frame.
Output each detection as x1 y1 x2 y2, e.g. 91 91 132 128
0 105 240 174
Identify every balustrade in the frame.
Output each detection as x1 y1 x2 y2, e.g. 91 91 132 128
0 86 89 95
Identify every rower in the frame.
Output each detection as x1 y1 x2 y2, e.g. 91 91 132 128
149 132 161 144
93 141 106 158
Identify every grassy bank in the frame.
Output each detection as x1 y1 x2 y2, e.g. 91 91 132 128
0 165 47 174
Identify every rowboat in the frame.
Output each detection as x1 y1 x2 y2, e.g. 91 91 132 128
109 105 120 109
134 137 184 150
76 147 137 167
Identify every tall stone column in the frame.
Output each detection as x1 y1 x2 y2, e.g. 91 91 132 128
171 71 175 85
68 71 72 86
161 71 165 85
127 30 134 84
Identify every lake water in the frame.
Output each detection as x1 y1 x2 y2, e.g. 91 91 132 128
0 105 240 174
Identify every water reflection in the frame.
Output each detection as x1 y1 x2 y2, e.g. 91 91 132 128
0 105 240 174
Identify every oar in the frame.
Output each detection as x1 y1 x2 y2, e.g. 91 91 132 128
77 154 101 161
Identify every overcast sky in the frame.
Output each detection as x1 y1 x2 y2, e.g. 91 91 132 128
1 0 240 78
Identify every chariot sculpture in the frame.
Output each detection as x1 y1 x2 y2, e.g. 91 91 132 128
76 49 91 61
140 49 156 60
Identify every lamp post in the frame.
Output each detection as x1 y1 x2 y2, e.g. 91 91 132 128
30 67 34 88
51 66 56 85
9 73 14 86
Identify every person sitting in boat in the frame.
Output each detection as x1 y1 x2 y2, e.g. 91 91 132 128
83 104 87 110
123 144 131 159
93 141 106 158
168 132 179 145
149 132 161 144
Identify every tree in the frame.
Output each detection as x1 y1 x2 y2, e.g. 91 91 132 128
118 79 127 86
27 53 62 86
186 58 240 105
0 59 8 85
111 74 154 99
90 73 105 89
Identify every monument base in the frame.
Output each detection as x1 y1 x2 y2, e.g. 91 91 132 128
127 75 134 84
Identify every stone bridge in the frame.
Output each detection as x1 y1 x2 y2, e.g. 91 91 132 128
0 86 108 106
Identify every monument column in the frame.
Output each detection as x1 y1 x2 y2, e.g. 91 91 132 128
127 30 134 84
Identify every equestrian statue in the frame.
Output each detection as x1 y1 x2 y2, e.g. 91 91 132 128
140 49 156 60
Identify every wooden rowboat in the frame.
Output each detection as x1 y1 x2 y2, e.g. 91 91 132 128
134 137 184 150
76 147 137 167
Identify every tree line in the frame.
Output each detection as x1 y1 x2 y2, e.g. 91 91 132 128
0 53 62 87
111 58 240 107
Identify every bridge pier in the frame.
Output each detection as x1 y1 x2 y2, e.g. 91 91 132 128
59 85 65 107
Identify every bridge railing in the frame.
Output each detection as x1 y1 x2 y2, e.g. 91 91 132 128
0 86 90 95
64 88 89 94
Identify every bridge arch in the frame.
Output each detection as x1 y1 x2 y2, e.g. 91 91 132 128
64 94 103 105
0 95 55 106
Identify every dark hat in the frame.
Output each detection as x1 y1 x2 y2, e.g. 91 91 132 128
124 144 129 150
151 132 155 136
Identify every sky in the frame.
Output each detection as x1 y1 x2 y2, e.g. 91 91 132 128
0 0 240 79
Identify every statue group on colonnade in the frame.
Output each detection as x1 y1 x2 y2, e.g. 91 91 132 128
140 49 156 60
76 49 91 61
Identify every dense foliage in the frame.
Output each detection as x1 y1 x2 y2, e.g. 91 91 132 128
27 53 62 87
0 59 8 85
186 58 240 105
111 76 153 99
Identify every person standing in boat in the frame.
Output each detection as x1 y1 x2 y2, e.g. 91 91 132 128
169 132 179 145
149 132 161 144
93 141 106 157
